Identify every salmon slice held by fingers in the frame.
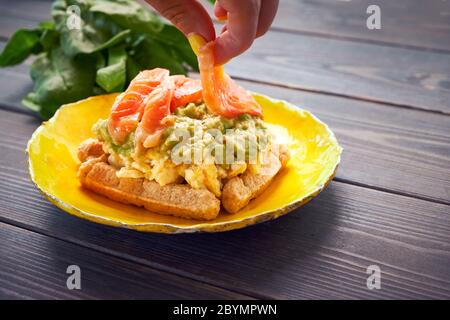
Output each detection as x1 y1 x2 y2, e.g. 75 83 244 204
198 41 262 118
108 68 170 144
137 76 174 149
170 75 203 111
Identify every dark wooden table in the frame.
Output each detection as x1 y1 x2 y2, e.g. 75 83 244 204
0 0 449 299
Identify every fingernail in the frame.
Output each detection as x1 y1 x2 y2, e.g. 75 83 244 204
216 15 227 22
187 33 207 56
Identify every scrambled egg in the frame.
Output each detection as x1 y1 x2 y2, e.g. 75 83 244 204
93 103 271 196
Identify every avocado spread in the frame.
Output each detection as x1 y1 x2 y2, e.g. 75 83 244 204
161 103 270 167
92 119 135 157
93 102 271 166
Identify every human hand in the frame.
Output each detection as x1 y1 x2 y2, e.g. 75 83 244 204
145 0 279 65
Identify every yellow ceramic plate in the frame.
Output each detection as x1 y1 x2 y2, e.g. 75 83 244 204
27 93 342 233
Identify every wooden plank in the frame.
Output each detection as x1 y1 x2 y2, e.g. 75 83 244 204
1 3 450 113
0 0 50 41
272 0 450 52
1 70 449 204
0 222 251 299
0 64 33 111
239 80 450 205
0 109 449 299
0 0 50 22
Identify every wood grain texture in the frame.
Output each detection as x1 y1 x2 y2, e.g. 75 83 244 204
0 0 50 38
0 109 449 299
0 61 32 112
0 0 50 18
239 80 450 205
0 222 251 299
1 2 450 113
271 0 450 52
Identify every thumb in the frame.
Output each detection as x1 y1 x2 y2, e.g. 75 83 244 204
145 0 216 42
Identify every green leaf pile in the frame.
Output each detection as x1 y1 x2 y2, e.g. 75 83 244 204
0 0 198 119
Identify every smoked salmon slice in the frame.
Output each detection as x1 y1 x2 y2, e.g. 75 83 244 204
198 41 262 118
137 75 174 149
170 75 202 111
108 68 169 144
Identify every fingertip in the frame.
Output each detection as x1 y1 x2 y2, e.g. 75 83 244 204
214 2 228 21
256 0 279 38
216 15 227 22
197 20 216 42
190 6 216 42
149 0 215 42
255 26 270 38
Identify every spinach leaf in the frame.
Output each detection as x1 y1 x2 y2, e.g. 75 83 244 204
23 48 96 119
126 55 141 83
150 24 198 70
61 27 130 56
52 0 130 57
0 29 42 66
96 45 127 92
39 29 60 51
90 0 163 34
129 37 186 75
